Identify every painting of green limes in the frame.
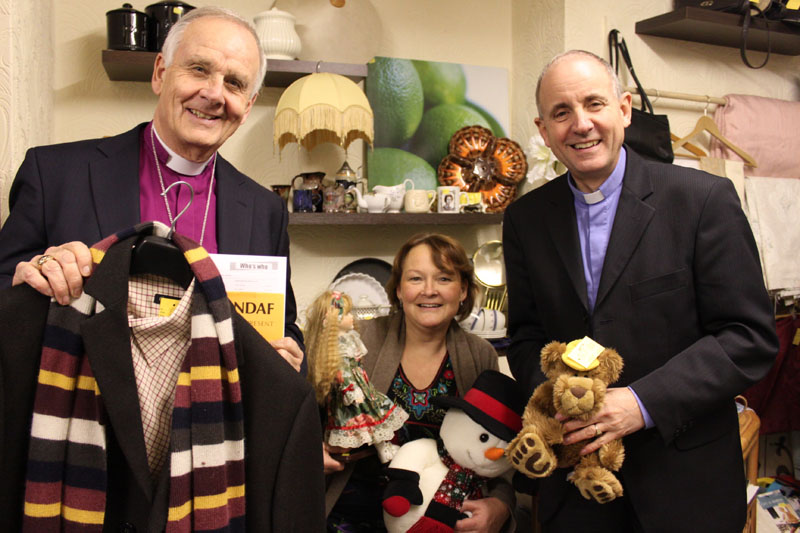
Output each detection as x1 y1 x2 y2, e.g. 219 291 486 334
365 57 509 191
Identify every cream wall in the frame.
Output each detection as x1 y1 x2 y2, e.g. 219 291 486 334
2 0 799 318
0 0 52 221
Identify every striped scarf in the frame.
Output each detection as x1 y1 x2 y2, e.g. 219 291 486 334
22 221 245 532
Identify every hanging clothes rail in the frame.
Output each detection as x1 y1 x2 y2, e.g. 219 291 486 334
624 86 726 106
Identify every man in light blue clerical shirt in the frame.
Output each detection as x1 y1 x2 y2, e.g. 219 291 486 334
502 49 777 533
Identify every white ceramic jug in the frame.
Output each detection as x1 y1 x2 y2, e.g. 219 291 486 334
373 179 414 213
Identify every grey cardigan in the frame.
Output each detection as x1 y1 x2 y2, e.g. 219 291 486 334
324 312 515 528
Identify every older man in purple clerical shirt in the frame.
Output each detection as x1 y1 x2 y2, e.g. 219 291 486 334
0 6 305 372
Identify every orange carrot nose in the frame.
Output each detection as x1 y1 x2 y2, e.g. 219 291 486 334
485 447 505 461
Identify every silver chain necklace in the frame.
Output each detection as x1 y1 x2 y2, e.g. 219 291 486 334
150 126 215 245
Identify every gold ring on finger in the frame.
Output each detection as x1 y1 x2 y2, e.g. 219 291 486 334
594 424 602 437
36 254 55 271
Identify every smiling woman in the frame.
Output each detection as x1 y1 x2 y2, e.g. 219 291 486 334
323 233 515 532
387 233 473 335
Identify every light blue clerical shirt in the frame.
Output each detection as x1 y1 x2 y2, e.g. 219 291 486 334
566 147 654 428
567 147 626 312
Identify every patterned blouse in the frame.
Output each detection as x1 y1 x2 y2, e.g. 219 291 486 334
389 354 458 445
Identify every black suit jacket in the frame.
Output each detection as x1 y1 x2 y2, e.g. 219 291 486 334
0 123 303 356
0 234 325 531
503 148 778 532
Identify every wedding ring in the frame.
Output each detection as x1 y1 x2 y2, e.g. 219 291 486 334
35 254 54 271
594 424 602 437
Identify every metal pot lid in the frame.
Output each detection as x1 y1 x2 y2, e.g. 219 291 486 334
107 3 146 14
145 1 195 9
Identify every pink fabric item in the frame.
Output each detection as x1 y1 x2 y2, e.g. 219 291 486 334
710 94 800 178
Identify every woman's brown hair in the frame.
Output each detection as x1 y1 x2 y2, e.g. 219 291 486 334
385 233 476 321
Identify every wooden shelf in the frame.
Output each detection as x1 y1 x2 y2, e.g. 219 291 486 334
262 59 367 87
102 50 158 82
288 212 503 226
635 7 800 55
101 50 368 86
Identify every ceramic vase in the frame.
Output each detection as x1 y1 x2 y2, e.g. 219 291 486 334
253 8 301 60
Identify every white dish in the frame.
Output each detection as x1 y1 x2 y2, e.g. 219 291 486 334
329 272 391 310
473 328 507 339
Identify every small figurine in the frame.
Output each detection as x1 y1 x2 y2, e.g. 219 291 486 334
305 290 408 463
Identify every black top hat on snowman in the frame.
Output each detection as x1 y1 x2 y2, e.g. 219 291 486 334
433 369 525 442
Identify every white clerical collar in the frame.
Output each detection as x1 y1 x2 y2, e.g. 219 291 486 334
581 190 605 204
152 126 213 176
568 147 627 205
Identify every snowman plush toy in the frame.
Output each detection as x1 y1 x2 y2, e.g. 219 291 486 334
382 370 525 533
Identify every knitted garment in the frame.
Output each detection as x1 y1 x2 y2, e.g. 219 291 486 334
22 221 245 532
432 441 486 510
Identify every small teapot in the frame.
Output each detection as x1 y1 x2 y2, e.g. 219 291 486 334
335 161 366 213
349 186 390 213
373 179 415 213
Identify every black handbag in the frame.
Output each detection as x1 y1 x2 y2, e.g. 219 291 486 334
608 30 674 164
674 0 772 68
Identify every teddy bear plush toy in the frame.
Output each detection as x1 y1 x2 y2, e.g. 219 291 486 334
506 337 625 504
382 370 525 532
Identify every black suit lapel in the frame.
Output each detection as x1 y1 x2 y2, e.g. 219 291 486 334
595 150 655 310
543 178 589 311
89 126 143 239
82 234 153 501
216 157 253 253
82 308 154 501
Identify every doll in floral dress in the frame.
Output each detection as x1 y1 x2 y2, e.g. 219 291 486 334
306 290 408 463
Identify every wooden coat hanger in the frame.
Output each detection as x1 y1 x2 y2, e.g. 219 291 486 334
672 98 758 168
670 132 707 160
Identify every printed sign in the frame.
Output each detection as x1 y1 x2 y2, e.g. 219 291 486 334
210 254 286 342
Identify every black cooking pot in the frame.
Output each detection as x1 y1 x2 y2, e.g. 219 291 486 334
145 2 196 52
106 3 150 51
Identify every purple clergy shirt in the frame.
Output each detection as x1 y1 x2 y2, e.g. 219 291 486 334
567 147 654 428
139 122 218 253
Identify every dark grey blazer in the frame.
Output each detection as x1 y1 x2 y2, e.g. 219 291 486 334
0 234 325 532
0 123 303 352
502 147 778 532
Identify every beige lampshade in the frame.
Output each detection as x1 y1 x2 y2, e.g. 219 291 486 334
273 72 373 152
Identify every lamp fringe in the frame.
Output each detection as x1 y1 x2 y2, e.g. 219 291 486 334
273 103 373 151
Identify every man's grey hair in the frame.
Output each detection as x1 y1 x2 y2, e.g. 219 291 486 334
160 6 267 100
535 50 623 116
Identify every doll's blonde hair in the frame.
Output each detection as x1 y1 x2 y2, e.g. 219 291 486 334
305 290 354 405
